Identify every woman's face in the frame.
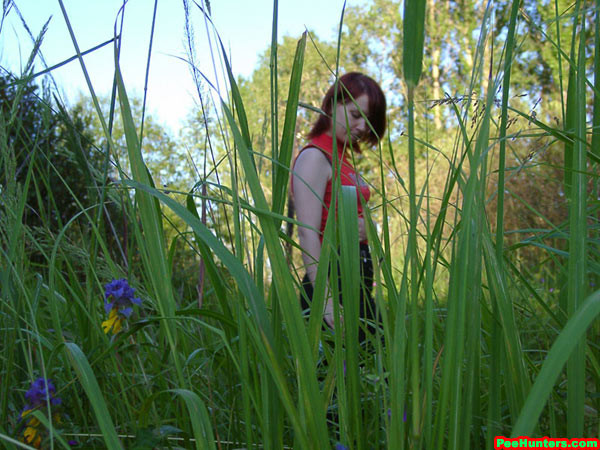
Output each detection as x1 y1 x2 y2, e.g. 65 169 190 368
329 94 370 145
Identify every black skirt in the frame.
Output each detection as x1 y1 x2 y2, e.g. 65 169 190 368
300 243 378 344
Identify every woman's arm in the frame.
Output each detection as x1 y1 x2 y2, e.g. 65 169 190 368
292 147 339 328
293 147 330 283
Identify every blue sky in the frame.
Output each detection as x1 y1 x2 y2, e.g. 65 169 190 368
0 0 367 133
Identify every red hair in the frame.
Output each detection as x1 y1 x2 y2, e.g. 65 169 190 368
307 72 387 148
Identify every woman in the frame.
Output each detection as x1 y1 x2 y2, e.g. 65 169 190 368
292 72 387 343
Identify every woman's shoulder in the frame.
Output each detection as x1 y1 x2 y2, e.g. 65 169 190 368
293 146 332 184
295 146 331 167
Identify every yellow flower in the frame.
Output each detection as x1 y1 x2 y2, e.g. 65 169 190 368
23 426 41 448
21 409 40 427
101 308 123 334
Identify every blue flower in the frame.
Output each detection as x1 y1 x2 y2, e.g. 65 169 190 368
335 444 349 450
102 279 142 334
24 378 61 409
20 378 63 448
104 279 141 316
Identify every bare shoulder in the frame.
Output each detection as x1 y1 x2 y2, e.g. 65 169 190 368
293 146 331 197
294 146 331 171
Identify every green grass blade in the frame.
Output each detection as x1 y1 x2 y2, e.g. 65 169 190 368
482 234 530 411
562 1 582 196
186 192 234 322
220 101 328 444
406 97 421 445
138 0 158 142
124 180 314 447
272 32 306 219
403 1 427 445
64 343 122 449
592 1 600 424
30 410 72 449
170 389 216 450
6 38 116 89
216 39 252 160
593 0 600 159
216 29 331 440
566 10 587 436
0 432 31 449
434 21 494 444
495 0 521 263
57 0 114 154
339 185 363 448
114 61 185 386
270 0 279 202
402 0 426 91
126 180 273 343
511 289 600 436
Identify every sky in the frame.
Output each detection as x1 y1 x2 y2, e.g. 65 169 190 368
0 0 367 134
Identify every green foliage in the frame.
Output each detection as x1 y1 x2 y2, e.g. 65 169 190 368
402 0 426 91
65 343 122 449
237 33 343 156
1 75 99 231
1 1 600 449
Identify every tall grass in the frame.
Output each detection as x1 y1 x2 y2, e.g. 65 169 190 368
1 0 599 448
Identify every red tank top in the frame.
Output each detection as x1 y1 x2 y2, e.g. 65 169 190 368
292 133 371 242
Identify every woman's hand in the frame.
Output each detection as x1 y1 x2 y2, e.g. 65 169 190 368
358 216 367 241
323 295 343 330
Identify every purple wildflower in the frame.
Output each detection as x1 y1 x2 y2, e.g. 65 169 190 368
24 378 61 409
102 279 142 334
20 378 63 449
335 444 349 450
68 440 78 446
104 279 141 318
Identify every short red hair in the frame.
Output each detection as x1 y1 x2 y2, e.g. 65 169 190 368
308 72 387 148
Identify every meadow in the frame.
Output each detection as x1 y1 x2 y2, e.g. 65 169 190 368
1 0 599 448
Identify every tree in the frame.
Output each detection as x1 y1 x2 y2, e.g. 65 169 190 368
1 74 105 231
72 92 210 299
238 32 354 163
